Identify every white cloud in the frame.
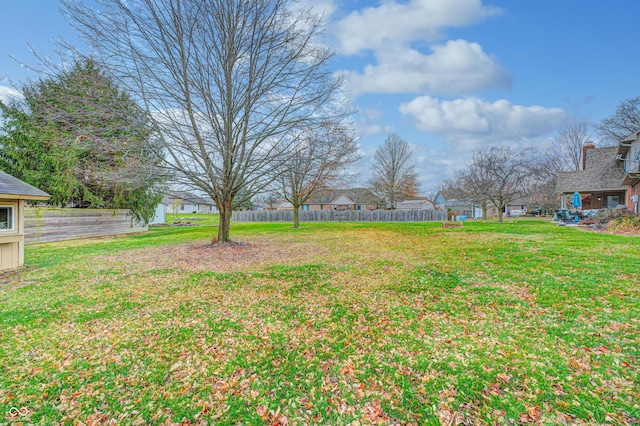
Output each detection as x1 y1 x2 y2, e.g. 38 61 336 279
0 86 23 105
358 123 395 137
333 0 502 55
342 39 510 96
303 0 338 20
355 107 394 136
400 96 571 150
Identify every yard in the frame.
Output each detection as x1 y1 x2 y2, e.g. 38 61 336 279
1 218 638 425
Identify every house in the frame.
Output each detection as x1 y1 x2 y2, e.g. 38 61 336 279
0 171 50 270
396 199 434 210
618 130 640 213
505 198 529 215
162 191 218 214
433 191 453 209
556 143 627 210
277 188 379 211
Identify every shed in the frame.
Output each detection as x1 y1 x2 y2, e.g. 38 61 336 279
0 171 50 270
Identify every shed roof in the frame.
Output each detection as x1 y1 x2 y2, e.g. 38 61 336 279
0 171 51 200
556 146 626 193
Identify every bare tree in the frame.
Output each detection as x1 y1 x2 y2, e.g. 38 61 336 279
469 146 531 223
545 122 591 172
368 134 420 208
274 122 359 228
596 96 640 145
462 162 495 220
63 0 349 243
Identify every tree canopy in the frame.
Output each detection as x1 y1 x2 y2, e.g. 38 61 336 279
63 0 351 243
596 96 640 144
0 59 163 223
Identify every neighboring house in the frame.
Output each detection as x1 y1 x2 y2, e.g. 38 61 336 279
505 198 529 215
0 171 50 270
433 191 452 209
556 143 627 210
277 188 379 211
396 199 434 210
163 191 218 214
618 130 640 212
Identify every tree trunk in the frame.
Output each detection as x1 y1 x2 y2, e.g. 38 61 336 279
497 205 504 223
293 206 300 228
482 203 487 220
216 200 232 243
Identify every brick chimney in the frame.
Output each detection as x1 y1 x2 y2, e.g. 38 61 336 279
582 142 595 170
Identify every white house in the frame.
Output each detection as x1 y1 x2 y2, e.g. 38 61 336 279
162 191 218 214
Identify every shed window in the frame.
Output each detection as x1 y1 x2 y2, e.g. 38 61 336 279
0 206 14 230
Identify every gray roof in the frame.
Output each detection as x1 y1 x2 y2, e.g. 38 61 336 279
556 146 626 193
162 191 215 205
0 170 51 200
445 198 477 207
396 199 433 210
307 187 377 205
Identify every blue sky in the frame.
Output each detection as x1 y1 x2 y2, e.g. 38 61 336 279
1 0 639 192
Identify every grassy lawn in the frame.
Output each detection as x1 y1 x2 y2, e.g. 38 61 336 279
1 218 638 425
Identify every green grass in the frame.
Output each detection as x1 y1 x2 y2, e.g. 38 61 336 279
1 218 639 424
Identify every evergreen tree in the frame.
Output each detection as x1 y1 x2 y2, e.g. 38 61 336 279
0 59 163 223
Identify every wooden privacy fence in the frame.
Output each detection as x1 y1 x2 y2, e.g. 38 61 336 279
232 209 446 223
24 208 147 245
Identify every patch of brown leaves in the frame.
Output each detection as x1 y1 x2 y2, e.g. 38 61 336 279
98 237 330 273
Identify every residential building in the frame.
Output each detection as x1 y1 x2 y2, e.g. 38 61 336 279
505 198 529 215
276 188 379 211
618 130 640 212
556 144 627 210
162 191 218 214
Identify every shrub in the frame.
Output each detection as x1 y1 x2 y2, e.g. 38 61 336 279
606 215 640 234
596 207 633 225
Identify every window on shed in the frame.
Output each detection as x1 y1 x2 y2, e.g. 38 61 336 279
0 206 14 230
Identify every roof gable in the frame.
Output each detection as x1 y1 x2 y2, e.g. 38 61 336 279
307 188 376 205
0 171 51 200
331 194 354 205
